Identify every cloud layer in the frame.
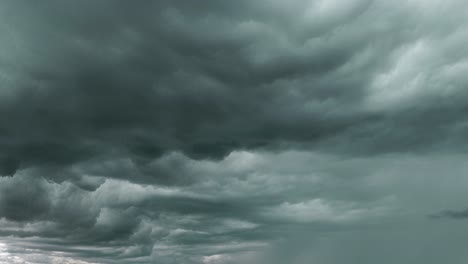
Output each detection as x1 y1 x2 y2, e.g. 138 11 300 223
1 0 468 263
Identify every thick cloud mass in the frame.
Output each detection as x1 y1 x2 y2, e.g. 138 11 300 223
1 0 468 263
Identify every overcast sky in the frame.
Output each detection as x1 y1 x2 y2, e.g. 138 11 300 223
1 0 468 263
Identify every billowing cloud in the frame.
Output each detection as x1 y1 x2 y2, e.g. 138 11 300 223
1 0 468 263
0 0 468 177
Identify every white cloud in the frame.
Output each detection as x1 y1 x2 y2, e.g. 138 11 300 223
203 254 232 264
0 242 98 264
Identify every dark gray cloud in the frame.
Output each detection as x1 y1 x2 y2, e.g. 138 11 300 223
0 175 50 222
1 0 468 263
2 151 468 263
0 151 395 263
431 208 468 219
1 0 467 179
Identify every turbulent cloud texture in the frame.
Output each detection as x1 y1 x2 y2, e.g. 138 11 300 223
1 0 468 263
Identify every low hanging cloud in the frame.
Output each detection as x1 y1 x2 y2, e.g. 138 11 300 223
1 0 468 177
2 0 468 263
430 208 468 219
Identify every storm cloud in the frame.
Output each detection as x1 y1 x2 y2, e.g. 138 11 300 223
1 0 468 263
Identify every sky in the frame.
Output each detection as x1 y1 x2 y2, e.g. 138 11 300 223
1 0 468 263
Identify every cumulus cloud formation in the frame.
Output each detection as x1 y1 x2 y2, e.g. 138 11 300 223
1 0 468 263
